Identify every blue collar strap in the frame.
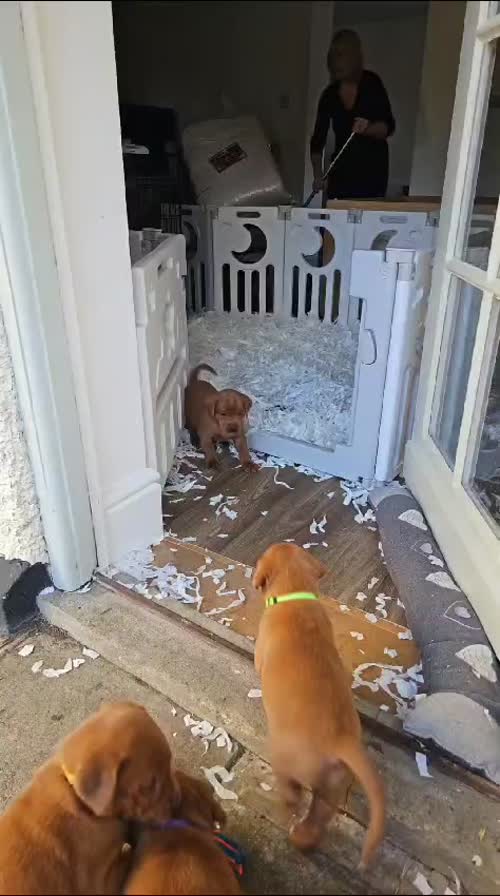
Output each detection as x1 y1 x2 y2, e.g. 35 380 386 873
154 821 246 878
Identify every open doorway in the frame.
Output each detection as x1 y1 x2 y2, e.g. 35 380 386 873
112 1 471 209
112 1 460 492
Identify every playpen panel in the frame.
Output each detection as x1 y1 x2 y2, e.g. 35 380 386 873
182 205 213 314
212 206 285 315
375 249 433 481
282 209 355 324
353 210 438 252
332 250 400 480
250 250 405 482
132 233 188 483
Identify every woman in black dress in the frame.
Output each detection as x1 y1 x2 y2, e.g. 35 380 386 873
310 30 395 200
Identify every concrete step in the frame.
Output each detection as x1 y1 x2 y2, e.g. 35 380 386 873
38 583 500 895
1 620 420 895
39 583 266 758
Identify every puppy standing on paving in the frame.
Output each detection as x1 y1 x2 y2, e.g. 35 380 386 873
253 543 386 868
0 702 179 895
185 363 257 471
125 771 242 895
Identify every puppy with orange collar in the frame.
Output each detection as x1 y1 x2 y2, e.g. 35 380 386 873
253 543 385 868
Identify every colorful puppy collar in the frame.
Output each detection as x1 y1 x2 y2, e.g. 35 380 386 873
265 591 318 608
156 822 245 878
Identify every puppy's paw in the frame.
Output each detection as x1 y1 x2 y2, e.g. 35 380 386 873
243 460 259 473
289 820 322 852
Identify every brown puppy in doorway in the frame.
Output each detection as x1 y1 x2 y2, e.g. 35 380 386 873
184 364 257 471
0 702 179 895
253 543 385 868
125 771 242 895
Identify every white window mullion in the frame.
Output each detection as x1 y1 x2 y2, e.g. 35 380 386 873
447 257 500 296
452 290 495 484
421 4 488 432
447 257 489 291
485 196 500 279
477 11 500 42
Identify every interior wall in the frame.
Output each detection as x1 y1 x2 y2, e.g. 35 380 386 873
302 2 336 203
409 1 466 197
0 305 47 565
477 55 500 199
333 2 428 196
113 1 313 199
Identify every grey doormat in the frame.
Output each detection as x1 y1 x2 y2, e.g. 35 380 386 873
0 558 51 636
371 484 500 784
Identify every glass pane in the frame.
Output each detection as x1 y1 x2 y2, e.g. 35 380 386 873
431 277 482 468
467 310 500 532
461 44 499 271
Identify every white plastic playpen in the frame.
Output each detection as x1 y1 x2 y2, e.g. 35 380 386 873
129 203 494 487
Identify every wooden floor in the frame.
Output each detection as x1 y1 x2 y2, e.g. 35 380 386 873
162 445 406 626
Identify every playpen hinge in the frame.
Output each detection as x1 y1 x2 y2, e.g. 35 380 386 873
278 206 292 220
347 210 363 224
385 248 417 281
425 212 438 228
209 207 219 221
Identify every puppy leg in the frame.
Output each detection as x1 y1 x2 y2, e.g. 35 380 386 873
234 435 258 472
290 763 348 852
289 790 334 851
275 774 303 812
200 434 218 468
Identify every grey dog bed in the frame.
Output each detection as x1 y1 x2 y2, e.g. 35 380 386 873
371 484 500 784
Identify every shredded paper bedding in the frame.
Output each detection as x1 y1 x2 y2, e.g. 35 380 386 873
188 312 358 450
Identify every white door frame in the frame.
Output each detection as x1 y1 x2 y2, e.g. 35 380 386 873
405 1 500 654
0 1 96 590
0 1 163 588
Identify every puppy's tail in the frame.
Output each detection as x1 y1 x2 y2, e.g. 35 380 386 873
188 363 217 385
333 737 385 868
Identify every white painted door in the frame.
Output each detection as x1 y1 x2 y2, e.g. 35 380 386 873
405 1 500 654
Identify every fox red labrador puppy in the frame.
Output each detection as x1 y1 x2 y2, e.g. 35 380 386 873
125 771 241 895
185 364 257 471
253 543 385 868
0 702 179 895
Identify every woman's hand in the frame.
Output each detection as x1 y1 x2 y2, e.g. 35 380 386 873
353 119 389 140
352 117 369 134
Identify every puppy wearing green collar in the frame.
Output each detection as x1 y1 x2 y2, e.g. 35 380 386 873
253 543 385 869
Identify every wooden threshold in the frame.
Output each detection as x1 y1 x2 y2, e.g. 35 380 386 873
98 571 500 804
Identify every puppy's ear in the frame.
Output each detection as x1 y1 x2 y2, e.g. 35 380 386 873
63 751 120 816
177 773 227 829
252 555 270 590
204 396 217 418
207 790 227 828
303 550 328 581
236 392 252 414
